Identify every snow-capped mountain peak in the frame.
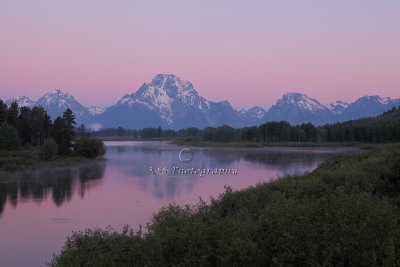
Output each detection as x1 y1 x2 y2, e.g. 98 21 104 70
88 106 106 115
114 74 210 125
240 106 266 119
37 89 76 107
263 92 333 125
279 92 328 112
327 100 349 115
147 73 200 105
5 96 35 107
3 89 93 124
35 89 92 123
328 100 349 108
341 95 400 120
97 74 243 129
352 95 395 108
248 106 266 119
151 74 195 94
239 106 266 124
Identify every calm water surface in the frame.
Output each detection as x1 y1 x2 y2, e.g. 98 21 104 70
0 141 358 266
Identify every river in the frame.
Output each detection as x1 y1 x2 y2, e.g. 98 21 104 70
0 141 358 266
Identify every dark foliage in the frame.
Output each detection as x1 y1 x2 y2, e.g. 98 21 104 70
50 145 400 266
0 100 105 169
0 123 20 150
40 138 58 161
74 136 106 158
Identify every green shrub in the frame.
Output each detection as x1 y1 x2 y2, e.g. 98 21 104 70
50 145 400 267
257 193 399 266
74 137 106 158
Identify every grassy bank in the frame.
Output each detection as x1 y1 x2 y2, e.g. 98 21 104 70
0 148 95 172
50 144 400 266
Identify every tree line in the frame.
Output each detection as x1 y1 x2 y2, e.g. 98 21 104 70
93 106 400 143
93 126 178 139
0 99 105 160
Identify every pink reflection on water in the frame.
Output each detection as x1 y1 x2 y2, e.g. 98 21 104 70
0 142 358 267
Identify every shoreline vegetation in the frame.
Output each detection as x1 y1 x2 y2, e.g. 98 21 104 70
0 148 105 172
94 107 400 148
0 100 106 172
98 136 381 149
171 140 382 149
50 144 400 266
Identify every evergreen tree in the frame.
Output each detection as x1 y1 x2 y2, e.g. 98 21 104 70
117 127 125 137
0 123 20 150
62 109 76 154
0 100 7 124
40 138 58 160
52 116 68 155
157 126 162 138
17 107 32 145
78 124 86 138
42 112 52 144
6 101 19 127
51 109 76 155
31 106 45 146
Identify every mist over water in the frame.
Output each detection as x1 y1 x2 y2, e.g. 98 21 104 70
0 141 357 267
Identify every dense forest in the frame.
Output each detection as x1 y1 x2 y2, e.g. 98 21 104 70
0 100 105 171
93 106 400 143
50 143 400 266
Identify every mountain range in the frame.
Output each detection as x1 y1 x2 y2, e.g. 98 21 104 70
2 74 400 129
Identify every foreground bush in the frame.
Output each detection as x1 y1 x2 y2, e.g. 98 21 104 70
50 144 400 267
74 137 106 159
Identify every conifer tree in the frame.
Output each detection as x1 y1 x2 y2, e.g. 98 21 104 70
6 101 19 127
0 100 7 124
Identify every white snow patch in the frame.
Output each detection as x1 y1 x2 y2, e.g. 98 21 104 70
378 97 390 105
89 106 106 115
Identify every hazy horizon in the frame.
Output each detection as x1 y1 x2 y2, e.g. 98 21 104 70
1 1 399 109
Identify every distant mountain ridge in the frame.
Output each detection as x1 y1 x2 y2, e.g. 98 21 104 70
35 89 93 123
96 74 244 129
5 96 35 108
340 95 400 121
239 106 267 126
262 92 335 125
2 74 400 128
4 90 93 124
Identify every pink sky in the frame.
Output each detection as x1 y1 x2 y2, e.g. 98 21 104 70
1 1 399 109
